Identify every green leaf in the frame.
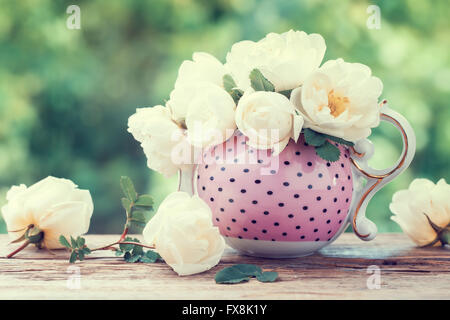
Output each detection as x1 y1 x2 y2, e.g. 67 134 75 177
125 253 141 263
230 88 244 104
76 236 85 248
142 250 161 263
123 251 132 261
439 229 450 245
256 271 278 283
25 226 44 244
139 256 154 263
124 236 140 243
69 251 77 263
115 250 124 257
322 134 354 147
119 243 135 252
215 266 250 284
249 69 275 92
130 210 147 223
232 264 262 277
303 128 327 147
82 247 91 255
223 74 243 104
78 250 85 261
121 197 132 213
119 237 140 252
135 195 154 208
315 141 341 162
70 236 78 248
129 220 147 229
279 89 293 99
223 74 237 92
59 235 71 248
120 176 138 202
131 245 144 257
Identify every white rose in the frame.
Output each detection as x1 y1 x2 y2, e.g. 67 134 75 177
235 90 303 154
128 106 191 177
169 52 227 123
1 176 93 249
143 192 225 276
175 52 226 89
390 178 450 247
291 58 383 142
225 30 326 91
168 83 236 148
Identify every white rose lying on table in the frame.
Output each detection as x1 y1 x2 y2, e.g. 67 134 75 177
1 176 93 256
143 191 225 276
390 178 450 247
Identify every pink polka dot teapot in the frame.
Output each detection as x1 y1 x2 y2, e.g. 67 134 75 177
127 31 417 259
178 102 415 258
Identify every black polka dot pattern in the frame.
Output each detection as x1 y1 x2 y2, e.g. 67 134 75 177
197 131 353 242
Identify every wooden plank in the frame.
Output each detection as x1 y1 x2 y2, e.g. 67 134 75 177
0 234 448 300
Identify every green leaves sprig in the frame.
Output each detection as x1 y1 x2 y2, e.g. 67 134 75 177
59 176 156 263
303 128 354 162
223 68 277 106
114 237 163 263
120 176 154 230
59 235 91 263
215 264 278 284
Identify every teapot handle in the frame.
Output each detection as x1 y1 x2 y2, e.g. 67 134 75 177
349 100 416 241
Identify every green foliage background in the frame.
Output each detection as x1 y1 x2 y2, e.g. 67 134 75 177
1 0 449 234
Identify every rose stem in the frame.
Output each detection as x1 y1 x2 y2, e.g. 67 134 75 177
118 226 129 242
6 240 31 259
90 241 154 252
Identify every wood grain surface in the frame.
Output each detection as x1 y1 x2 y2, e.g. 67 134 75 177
0 233 448 300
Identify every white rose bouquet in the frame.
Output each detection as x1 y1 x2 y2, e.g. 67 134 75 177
128 29 383 169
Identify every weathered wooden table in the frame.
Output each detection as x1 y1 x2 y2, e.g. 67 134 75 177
0 234 448 299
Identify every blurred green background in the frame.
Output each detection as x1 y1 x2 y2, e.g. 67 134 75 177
1 0 449 234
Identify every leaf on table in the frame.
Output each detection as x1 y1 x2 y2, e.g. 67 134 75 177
215 266 250 284
140 250 162 263
215 264 278 284
256 271 278 282
231 264 262 276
